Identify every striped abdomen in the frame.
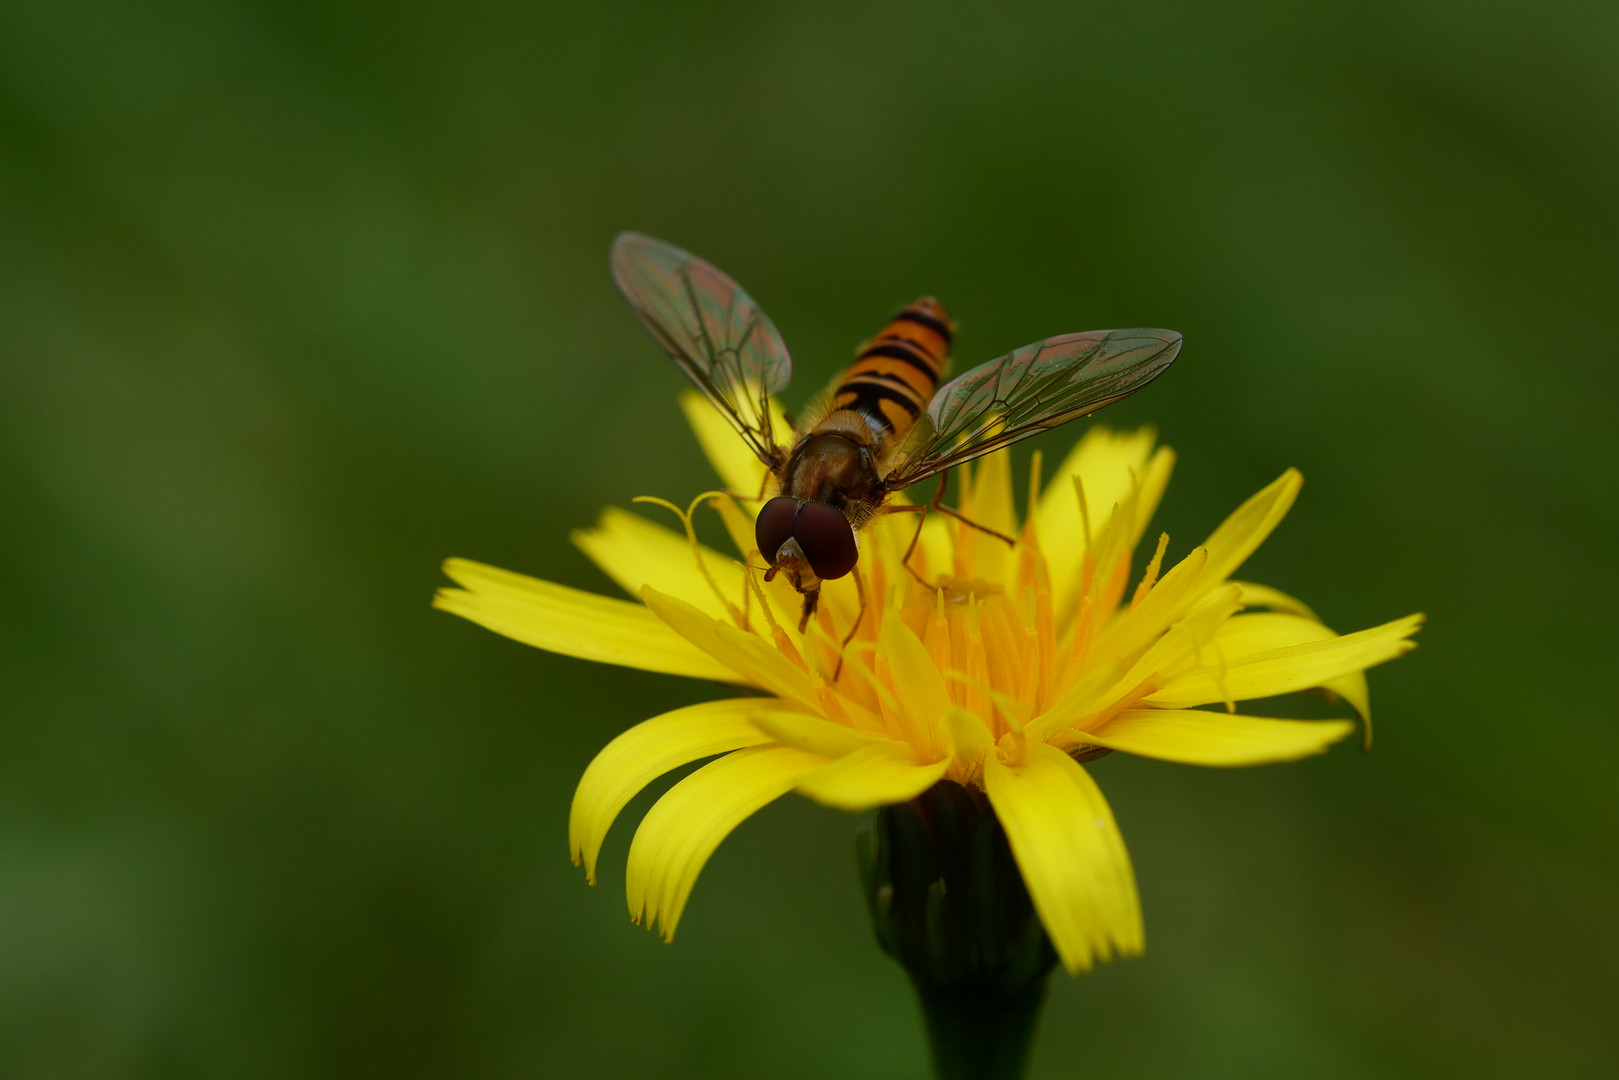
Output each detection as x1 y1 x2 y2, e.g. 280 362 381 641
828 297 953 443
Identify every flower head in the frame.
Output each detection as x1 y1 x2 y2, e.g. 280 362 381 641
435 393 1421 974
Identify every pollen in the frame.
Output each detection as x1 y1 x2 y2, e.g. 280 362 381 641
933 575 1003 604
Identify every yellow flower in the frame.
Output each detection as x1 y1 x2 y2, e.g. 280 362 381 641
434 393 1421 975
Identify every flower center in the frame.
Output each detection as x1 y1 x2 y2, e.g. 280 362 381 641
932 575 1004 604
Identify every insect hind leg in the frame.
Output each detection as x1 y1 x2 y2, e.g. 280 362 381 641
885 471 1017 587
927 470 1016 546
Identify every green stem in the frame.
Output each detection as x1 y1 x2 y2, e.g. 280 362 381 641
913 978 1049 1080
857 783 1059 1080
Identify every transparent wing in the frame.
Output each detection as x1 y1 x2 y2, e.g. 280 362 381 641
611 232 791 466
883 328 1181 490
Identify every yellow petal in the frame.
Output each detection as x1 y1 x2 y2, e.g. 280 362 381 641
1124 446 1176 552
1232 581 1320 621
1036 426 1157 545
435 559 740 682
968 448 1022 582
794 741 951 811
1078 708 1355 766
569 698 780 883
1214 611 1335 657
573 506 741 618
1088 584 1245 717
915 509 955 579
706 492 758 560
1146 613 1423 709
626 745 828 940
965 446 1018 536
1210 612 1371 720
679 389 790 496
751 708 887 757
1035 427 1164 608
1192 469 1302 595
878 614 951 758
1026 662 1126 743
1088 546 1209 667
640 586 821 711
984 741 1143 974
943 705 995 779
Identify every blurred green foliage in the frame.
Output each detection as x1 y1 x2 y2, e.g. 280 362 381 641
2 1 1616 1077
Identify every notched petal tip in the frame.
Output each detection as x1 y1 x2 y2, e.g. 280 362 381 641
625 745 828 944
571 698 780 892
984 743 1143 975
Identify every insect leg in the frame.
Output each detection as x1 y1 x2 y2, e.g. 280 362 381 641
888 503 932 585
931 469 1017 547
832 565 867 682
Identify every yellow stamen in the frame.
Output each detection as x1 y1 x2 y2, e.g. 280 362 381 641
1027 448 1044 526
633 492 745 627
866 556 891 646
1032 567 1056 715
744 564 807 672
1131 533 1171 610
825 636 904 728
944 667 1031 734
980 597 1023 709
1017 586 1042 711
1072 473 1094 551
704 492 756 563
1074 673 1160 734
1099 553 1131 620
996 726 1028 767
924 588 955 702
1059 595 1097 698
964 594 992 727
813 601 844 685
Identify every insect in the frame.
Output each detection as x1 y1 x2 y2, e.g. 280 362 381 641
610 232 1181 634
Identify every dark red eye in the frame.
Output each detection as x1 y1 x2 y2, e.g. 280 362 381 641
794 501 858 580
755 497 800 564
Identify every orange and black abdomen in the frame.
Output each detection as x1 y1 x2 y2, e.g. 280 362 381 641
831 297 952 442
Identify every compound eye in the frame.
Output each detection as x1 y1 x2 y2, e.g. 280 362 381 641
755 497 800 564
794 501 858 580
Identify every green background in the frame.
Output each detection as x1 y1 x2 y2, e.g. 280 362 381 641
3 1 1615 1076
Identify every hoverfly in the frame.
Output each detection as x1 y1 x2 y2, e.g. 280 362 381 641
610 232 1181 634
